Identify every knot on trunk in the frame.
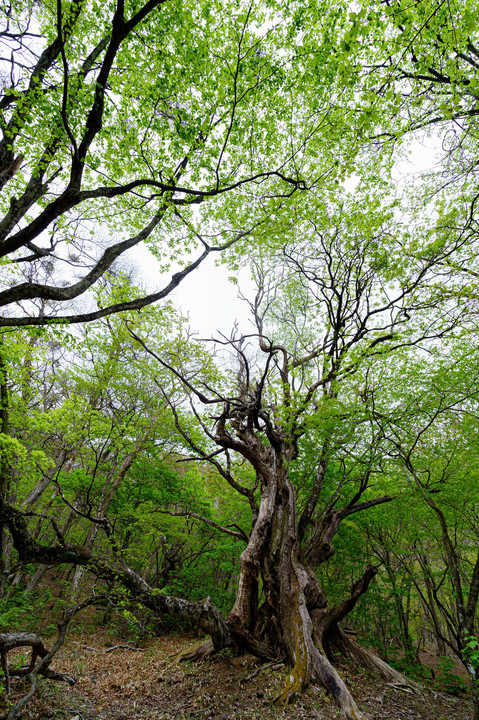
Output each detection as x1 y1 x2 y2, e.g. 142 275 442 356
305 540 335 566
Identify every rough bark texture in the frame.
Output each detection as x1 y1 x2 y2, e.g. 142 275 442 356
259 472 369 718
212 428 371 719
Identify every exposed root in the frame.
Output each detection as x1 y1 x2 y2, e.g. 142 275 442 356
173 640 215 662
0 599 95 720
386 682 415 693
309 646 369 720
240 659 284 683
273 658 308 707
73 641 144 653
272 608 369 718
339 631 420 692
0 632 76 691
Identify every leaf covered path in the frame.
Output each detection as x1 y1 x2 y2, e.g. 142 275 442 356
4 630 472 720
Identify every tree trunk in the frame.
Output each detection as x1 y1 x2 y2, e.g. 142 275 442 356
0 528 12 598
227 456 368 719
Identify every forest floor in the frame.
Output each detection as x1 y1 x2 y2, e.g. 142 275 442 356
2 627 473 720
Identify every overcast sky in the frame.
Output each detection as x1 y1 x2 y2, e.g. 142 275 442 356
127 245 255 339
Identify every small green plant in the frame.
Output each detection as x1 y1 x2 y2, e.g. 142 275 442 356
397 659 431 682
11 652 28 671
462 635 479 670
0 589 36 632
0 585 53 632
435 657 467 696
385 648 430 681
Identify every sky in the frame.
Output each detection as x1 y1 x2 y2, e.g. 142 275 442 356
128 245 256 339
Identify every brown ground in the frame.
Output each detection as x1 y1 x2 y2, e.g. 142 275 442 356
1 629 473 720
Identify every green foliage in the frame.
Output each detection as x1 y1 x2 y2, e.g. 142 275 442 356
463 636 479 670
0 0 367 327
0 585 52 632
163 541 239 613
435 658 468 696
385 651 431 683
3 8 479 709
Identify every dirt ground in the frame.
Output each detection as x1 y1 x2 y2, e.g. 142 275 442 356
1 629 473 720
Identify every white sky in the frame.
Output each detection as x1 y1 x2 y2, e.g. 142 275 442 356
128 246 256 338
173 259 255 338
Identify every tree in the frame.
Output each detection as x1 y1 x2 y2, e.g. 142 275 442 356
0 301 189 586
367 348 479 717
0 0 339 327
350 0 479 253
3 183 478 717
3 3 479 718
126 190 473 717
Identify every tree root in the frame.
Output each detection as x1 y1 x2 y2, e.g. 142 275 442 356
173 640 215 662
273 659 308 707
338 631 420 692
309 646 369 720
240 660 284 683
0 597 101 720
73 641 144 653
0 632 75 695
273 645 368 719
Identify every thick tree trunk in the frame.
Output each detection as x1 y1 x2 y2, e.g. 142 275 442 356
227 456 368 718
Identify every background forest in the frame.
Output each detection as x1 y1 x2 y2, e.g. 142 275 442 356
1 0 479 719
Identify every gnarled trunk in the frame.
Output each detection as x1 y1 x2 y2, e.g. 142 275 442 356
226 457 369 719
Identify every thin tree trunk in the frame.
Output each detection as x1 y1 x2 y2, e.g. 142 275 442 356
384 563 415 662
0 336 11 599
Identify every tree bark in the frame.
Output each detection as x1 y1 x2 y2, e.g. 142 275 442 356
225 446 369 718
